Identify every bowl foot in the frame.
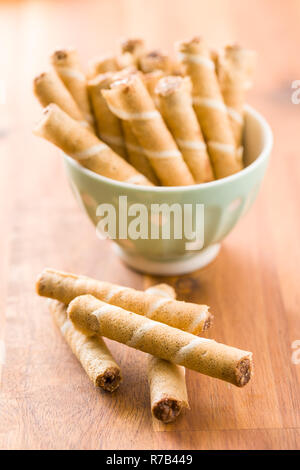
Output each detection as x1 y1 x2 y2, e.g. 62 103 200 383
113 243 221 276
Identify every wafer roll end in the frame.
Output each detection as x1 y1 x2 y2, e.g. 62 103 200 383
33 104 56 138
152 397 186 423
50 48 79 67
235 356 253 387
96 366 122 392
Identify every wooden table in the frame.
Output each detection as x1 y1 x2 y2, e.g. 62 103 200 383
0 0 299 450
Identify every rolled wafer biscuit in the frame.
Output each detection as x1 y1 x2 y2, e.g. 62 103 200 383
140 50 174 74
88 53 134 78
145 284 189 423
87 73 127 158
50 48 94 128
68 295 253 387
49 300 121 391
147 357 189 423
36 268 212 335
145 283 176 299
33 69 86 125
122 120 159 184
120 38 146 66
177 36 243 179
142 71 165 108
216 44 256 147
156 76 214 183
34 104 152 186
102 74 195 186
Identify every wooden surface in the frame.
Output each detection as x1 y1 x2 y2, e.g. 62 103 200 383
0 0 300 450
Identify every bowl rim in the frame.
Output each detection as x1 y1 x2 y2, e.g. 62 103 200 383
64 105 273 193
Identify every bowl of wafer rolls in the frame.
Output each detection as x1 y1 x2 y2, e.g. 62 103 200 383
33 37 273 275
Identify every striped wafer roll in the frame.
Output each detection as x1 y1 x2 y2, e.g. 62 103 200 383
49 300 122 392
33 69 87 126
145 284 189 423
36 268 212 335
147 357 189 422
88 53 134 78
122 120 159 184
102 74 195 186
120 38 146 66
34 104 152 186
50 48 94 129
216 44 256 147
177 36 243 179
145 283 176 299
156 75 214 183
140 50 174 74
142 71 165 102
68 295 253 387
87 73 127 159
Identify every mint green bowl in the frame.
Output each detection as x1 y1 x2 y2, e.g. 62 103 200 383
64 106 273 275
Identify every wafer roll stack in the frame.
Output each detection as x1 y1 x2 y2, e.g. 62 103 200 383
145 284 189 423
178 36 243 179
36 268 212 335
87 73 127 158
33 69 87 126
34 104 152 186
68 295 253 387
50 48 94 129
216 44 256 147
156 76 214 183
49 300 121 391
102 74 195 186
122 121 159 184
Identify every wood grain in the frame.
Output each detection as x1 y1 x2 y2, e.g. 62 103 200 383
0 0 299 450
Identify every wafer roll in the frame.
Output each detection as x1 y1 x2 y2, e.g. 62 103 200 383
145 283 176 299
68 295 253 387
102 74 195 186
140 50 174 74
122 121 159 184
33 69 86 125
216 44 256 147
50 48 94 128
36 269 212 335
145 284 189 423
156 76 214 183
177 36 243 179
147 357 189 422
142 71 165 108
49 300 121 391
34 104 152 186
87 73 127 158
120 38 146 66
88 53 134 78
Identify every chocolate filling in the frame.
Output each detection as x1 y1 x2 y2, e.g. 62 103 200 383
203 314 213 331
236 358 252 387
97 368 121 392
153 398 181 423
55 50 68 61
